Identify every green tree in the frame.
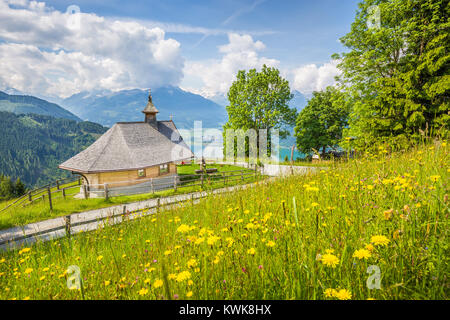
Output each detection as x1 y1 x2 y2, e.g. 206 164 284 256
14 178 26 197
334 0 449 149
223 65 297 158
0 175 14 200
294 87 351 156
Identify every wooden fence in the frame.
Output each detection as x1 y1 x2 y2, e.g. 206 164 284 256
0 168 259 214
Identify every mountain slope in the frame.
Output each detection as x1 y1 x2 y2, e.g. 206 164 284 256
0 111 107 187
62 86 228 129
0 91 81 121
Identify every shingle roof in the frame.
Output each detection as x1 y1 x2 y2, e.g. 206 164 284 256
59 120 193 173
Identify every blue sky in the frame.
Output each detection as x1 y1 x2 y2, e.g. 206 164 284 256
0 0 361 99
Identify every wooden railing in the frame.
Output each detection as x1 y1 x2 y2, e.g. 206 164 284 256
0 168 260 214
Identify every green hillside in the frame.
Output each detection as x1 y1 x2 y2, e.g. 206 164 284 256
0 91 81 122
0 111 107 187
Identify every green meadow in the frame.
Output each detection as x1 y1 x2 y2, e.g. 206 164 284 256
0 163 256 230
0 141 448 300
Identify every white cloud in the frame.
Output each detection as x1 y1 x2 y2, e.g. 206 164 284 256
182 33 279 98
291 60 340 95
0 0 184 98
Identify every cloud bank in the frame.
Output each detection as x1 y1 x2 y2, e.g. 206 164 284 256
0 0 184 97
182 33 279 98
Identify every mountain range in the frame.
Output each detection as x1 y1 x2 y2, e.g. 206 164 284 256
61 86 229 129
0 91 81 122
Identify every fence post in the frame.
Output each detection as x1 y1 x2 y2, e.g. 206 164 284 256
201 173 204 188
157 197 160 213
47 187 53 211
151 178 154 194
191 193 194 205
62 188 66 200
104 183 109 200
173 176 177 192
56 180 60 190
28 191 32 202
64 215 71 238
78 178 81 185
241 170 243 181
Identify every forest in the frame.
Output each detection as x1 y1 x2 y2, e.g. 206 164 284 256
0 111 107 194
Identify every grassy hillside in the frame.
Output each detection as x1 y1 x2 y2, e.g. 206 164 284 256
0 111 107 187
0 142 447 300
0 91 81 122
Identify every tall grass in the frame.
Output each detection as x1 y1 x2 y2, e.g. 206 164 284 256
0 141 448 300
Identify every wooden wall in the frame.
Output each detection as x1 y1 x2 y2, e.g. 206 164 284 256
84 162 177 188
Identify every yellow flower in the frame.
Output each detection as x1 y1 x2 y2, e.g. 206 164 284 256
186 291 193 298
39 276 46 281
188 280 194 286
176 271 191 282
207 235 220 246
245 223 255 230
335 289 352 300
0 258 5 264
164 250 172 256
194 237 205 245
168 273 177 280
324 288 337 298
24 268 33 274
104 280 111 286
247 248 256 255
138 288 149 296
97 255 103 261
187 258 198 268
19 248 31 255
266 240 275 248
353 248 372 260
153 279 164 288
144 278 151 284
177 224 190 233
365 243 375 251
311 202 319 207
370 235 390 246
321 253 339 268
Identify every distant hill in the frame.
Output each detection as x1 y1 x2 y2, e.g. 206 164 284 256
0 91 81 121
61 86 228 129
0 111 107 187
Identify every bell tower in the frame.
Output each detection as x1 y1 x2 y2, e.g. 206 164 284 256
142 89 159 128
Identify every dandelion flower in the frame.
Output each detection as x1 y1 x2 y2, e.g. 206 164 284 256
353 249 372 260
187 259 198 268
321 253 339 268
97 255 103 261
176 271 191 282
324 288 337 298
104 280 110 286
266 241 275 248
186 291 193 297
370 235 390 246
177 224 190 233
247 248 256 255
335 289 352 300
24 268 33 274
153 279 164 288
138 288 149 296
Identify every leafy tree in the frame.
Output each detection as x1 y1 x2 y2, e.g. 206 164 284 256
294 87 351 156
0 175 14 200
223 65 297 158
334 0 449 149
14 178 26 197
